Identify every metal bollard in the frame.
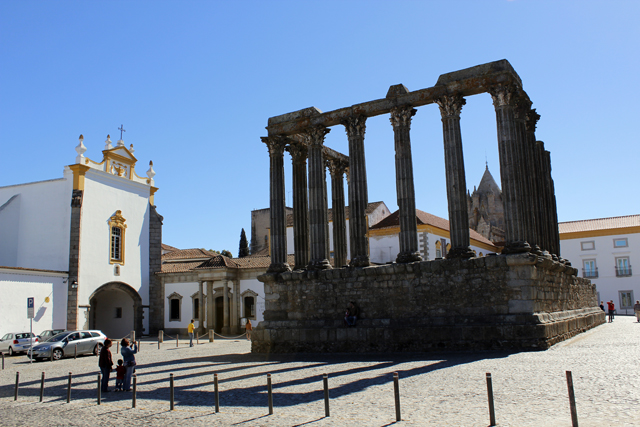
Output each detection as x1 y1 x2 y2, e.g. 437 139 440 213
393 372 401 422
158 340 160 350
323 373 330 417
209 329 214 343
214 373 220 413
267 373 273 415
97 374 101 405
197 335 199 345
159 330 163 344
67 372 72 403
170 373 175 411
137 340 140 352
566 371 579 427
2 352 4 369
14 372 19 401
40 372 45 402
132 374 137 408
50 349 53 362
74 345 77 359
486 373 496 426
176 333 179 348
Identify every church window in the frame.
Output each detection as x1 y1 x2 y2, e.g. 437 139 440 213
115 307 122 318
108 210 127 265
435 241 442 258
241 290 258 319
167 292 183 322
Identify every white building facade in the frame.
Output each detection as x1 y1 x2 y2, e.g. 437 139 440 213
0 134 162 339
559 215 639 315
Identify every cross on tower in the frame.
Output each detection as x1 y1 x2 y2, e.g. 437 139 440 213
118 124 126 140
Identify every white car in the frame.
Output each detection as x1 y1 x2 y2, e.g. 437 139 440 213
0 332 39 356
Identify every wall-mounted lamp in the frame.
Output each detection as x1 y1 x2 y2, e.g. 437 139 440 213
71 281 78 289
62 278 68 284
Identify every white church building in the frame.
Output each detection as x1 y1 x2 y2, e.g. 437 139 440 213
0 133 162 339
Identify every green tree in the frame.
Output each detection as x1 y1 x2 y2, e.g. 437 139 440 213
221 249 233 258
238 228 250 258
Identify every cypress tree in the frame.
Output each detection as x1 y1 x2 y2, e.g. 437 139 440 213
238 228 250 258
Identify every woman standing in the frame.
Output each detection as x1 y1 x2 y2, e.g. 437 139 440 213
120 338 137 391
98 339 113 392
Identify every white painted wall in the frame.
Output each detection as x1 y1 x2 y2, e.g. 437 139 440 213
164 282 199 329
93 288 136 339
0 176 72 271
239 277 265 323
561 231 640 314
0 269 68 336
77 170 151 315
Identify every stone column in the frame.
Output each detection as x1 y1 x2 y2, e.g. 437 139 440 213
286 143 310 270
328 158 348 268
526 108 545 254
198 281 205 334
533 140 550 254
390 106 422 263
222 280 230 334
435 94 474 259
544 150 561 257
206 281 214 331
515 97 539 253
305 125 332 270
231 280 239 334
341 115 370 267
489 84 531 253
261 136 291 273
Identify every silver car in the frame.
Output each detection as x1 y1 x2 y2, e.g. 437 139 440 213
0 332 39 356
27 330 106 361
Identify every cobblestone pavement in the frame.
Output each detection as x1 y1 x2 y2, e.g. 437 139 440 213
1 317 638 426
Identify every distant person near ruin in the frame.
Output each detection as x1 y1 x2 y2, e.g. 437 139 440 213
607 301 615 323
634 301 640 322
345 302 359 326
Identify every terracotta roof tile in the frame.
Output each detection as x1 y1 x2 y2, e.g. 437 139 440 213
160 261 205 273
162 248 217 260
559 215 640 234
370 209 495 247
195 255 239 269
161 243 179 252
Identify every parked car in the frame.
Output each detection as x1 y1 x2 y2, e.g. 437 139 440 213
38 329 66 342
0 332 39 356
27 330 106 361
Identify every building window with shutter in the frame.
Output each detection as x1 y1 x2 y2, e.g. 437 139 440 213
108 210 127 265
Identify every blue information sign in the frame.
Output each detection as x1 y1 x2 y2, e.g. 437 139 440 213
27 297 34 319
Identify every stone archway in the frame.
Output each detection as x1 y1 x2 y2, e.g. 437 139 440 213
89 282 143 339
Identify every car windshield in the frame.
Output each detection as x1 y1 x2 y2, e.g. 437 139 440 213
49 332 72 342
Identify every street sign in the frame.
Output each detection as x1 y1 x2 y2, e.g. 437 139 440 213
27 297 34 319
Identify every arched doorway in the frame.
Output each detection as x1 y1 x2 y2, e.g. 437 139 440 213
90 282 142 339
214 295 231 333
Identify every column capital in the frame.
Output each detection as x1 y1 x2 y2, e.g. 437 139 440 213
435 93 466 118
327 158 348 177
286 142 308 164
341 115 367 137
389 106 417 129
261 135 288 157
489 83 518 108
304 125 331 146
525 108 541 133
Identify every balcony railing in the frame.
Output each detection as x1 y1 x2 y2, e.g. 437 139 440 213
582 268 598 278
615 266 632 277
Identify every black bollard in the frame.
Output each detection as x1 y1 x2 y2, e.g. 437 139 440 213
267 373 273 415
14 372 19 401
2 352 4 370
176 333 179 348
67 372 72 403
170 373 175 411
158 340 160 350
97 374 101 405
50 349 53 362
40 372 45 402
566 371 579 427
137 340 140 352
393 372 401 422
214 373 220 413
74 345 77 359
132 374 137 408
486 373 496 426
323 373 330 417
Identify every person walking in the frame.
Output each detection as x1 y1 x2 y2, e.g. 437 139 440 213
607 300 615 323
634 300 640 323
98 338 114 392
120 338 137 391
188 319 195 347
245 319 252 340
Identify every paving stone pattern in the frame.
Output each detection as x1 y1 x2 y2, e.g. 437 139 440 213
1 317 638 426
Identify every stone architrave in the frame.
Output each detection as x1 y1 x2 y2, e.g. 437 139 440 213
390 106 422 263
287 143 310 270
261 136 291 273
489 83 531 254
305 125 332 270
341 115 370 267
328 158 348 268
435 93 474 259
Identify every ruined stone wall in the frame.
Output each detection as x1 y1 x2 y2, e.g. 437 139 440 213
253 254 604 353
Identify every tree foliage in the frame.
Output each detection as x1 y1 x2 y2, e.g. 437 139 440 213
238 228 250 258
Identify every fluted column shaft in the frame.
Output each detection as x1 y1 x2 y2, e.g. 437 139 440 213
525 109 545 254
287 143 310 270
533 140 550 253
436 94 474 259
329 159 348 268
490 84 531 253
261 136 291 273
390 106 422 263
544 150 561 256
515 98 538 252
341 115 370 267
306 125 332 270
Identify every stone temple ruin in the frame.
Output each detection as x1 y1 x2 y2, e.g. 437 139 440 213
254 60 604 353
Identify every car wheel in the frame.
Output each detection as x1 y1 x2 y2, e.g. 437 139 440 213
8 347 13 356
52 349 63 361
94 343 103 356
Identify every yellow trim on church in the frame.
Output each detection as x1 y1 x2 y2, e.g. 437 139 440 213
559 226 640 240
68 164 90 190
108 210 127 266
150 186 159 204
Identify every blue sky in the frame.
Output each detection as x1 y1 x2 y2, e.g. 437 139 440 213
1 1 639 256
